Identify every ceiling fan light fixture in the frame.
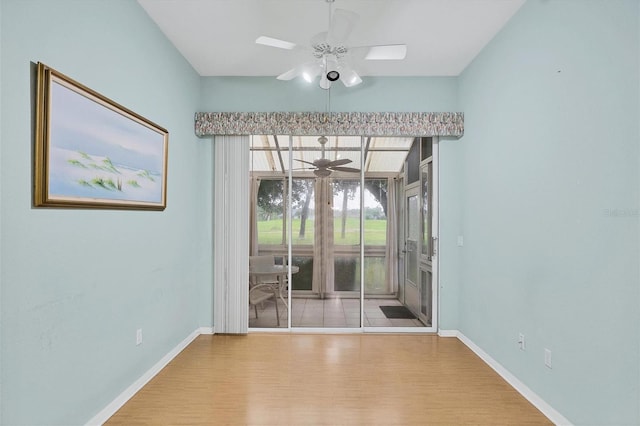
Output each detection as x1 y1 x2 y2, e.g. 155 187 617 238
340 68 362 87
319 74 332 89
324 55 340 82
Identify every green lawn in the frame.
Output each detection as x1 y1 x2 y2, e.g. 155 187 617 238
257 218 387 245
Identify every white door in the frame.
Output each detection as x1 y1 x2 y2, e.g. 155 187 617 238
403 138 438 328
403 187 421 316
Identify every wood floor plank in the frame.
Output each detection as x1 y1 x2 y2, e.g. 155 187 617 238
106 334 552 425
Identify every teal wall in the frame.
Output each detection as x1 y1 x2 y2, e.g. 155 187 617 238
457 0 640 424
0 0 212 424
199 76 459 112
200 74 462 330
1 0 639 425
0 0 3 422
199 75 463 333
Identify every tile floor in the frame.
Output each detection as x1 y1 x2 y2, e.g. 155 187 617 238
249 297 426 328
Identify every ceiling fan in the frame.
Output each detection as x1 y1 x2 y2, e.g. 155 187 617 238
255 0 407 89
297 136 360 177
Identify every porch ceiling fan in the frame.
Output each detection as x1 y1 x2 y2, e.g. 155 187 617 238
296 136 360 177
255 0 407 89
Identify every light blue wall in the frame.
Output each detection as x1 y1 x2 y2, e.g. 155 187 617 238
3 0 637 424
199 76 459 112
0 0 3 422
437 137 464 330
0 0 212 424
199 75 463 331
457 0 640 424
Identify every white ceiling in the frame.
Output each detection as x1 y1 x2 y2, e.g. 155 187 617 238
137 0 526 77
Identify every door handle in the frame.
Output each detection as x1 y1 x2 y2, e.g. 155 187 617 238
431 237 438 256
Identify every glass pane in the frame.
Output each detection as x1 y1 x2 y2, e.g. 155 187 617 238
421 163 432 259
364 179 387 246
291 256 313 291
363 256 386 293
421 270 433 326
363 178 389 297
406 195 419 286
290 178 315 245
421 137 433 160
406 138 420 184
333 179 361 246
334 257 359 291
256 179 284 245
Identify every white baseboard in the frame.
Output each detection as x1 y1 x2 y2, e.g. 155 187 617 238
198 326 215 335
86 328 205 425
437 329 459 338
455 331 572 426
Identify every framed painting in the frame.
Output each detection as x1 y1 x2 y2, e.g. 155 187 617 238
34 62 168 210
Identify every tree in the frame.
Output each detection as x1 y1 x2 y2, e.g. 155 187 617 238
364 179 388 217
333 180 358 239
256 178 315 238
257 180 284 221
255 178 388 241
292 179 314 238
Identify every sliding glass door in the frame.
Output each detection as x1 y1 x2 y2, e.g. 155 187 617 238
249 135 435 330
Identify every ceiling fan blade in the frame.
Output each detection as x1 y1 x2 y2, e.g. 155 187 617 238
295 159 318 166
327 158 352 167
327 9 359 44
277 67 300 81
255 36 297 50
329 166 361 173
278 61 322 81
364 44 407 60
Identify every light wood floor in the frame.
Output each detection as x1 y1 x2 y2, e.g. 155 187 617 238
107 334 552 425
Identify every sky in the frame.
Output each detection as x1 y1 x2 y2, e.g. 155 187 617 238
49 79 165 173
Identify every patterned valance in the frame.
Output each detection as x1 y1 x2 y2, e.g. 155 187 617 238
194 112 463 137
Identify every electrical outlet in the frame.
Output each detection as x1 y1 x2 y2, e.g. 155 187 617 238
136 328 143 346
518 333 525 350
457 236 464 247
544 348 552 368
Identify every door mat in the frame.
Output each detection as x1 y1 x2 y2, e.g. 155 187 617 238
379 305 416 319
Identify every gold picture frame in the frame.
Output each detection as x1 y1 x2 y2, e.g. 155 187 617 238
34 62 168 210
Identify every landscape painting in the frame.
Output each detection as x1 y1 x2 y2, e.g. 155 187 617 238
34 63 168 210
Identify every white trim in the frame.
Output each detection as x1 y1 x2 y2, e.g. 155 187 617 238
86 329 202 425
437 329 459 338
291 327 364 334
363 327 436 334
454 330 572 426
198 327 215 335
